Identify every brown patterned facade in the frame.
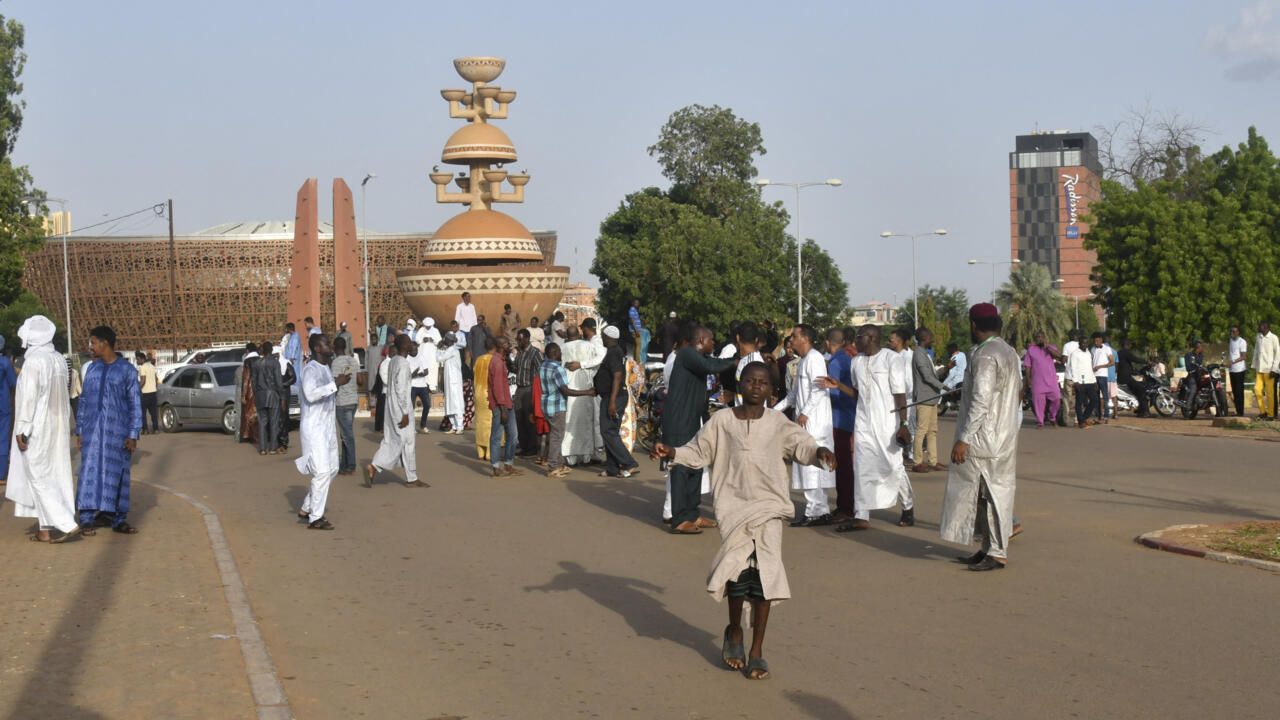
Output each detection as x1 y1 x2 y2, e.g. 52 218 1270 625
21 224 559 353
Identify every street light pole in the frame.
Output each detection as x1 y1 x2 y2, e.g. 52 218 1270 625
757 178 842 324
24 196 73 351
360 172 376 350
882 230 949 325
967 258 1021 302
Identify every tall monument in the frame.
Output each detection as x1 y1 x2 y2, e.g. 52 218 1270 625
396 56 568 326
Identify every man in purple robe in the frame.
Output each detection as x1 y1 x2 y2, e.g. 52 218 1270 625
1022 331 1062 428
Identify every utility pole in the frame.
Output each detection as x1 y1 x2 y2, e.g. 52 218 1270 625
168 199 177 360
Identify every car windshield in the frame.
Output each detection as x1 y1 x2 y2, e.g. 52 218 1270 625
212 366 237 387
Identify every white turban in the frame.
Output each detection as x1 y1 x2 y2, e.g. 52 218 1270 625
603 325 621 339
406 318 417 328
18 315 56 349
423 317 436 328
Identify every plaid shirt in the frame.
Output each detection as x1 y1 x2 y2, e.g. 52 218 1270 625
515 346 544 388
539 359 569 416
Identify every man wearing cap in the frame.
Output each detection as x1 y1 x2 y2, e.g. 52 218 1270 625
940 303 1023 571
336 321 353 356
5 315 79 542
660 311 680 359
594 325 638 477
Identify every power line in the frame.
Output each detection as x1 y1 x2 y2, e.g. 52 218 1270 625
66 203 167 235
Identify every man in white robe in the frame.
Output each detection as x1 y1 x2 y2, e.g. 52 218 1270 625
439 333 465 433
941 303 1022 571
560 325 606 465
295 334 347 530
366 335 424 488
889 328 916 464
826 325 915 531
772 324 836 526
4 316 78 542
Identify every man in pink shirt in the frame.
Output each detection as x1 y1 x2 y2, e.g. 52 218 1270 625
487 337 521 477
1023 331 1062 428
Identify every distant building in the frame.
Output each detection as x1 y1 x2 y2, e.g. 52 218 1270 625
850 301 896 326
557 282 597 327
1008 130 1102 301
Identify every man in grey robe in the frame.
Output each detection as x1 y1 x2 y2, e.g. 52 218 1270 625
940 303 1022 571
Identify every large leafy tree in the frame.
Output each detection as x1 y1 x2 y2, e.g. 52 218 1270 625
0 14 45 306
594 105 848 337
894 285 970 347
995 263 1069 348
1086 126 1280 354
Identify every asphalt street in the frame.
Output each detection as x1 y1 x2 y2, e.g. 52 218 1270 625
15 415 1280 719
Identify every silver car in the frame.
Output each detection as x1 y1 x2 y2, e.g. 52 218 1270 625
158 362 241 434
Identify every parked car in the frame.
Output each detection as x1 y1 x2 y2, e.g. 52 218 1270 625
158 345 246 382
157 362 241 434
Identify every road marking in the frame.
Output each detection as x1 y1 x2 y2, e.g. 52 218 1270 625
139 480 294 720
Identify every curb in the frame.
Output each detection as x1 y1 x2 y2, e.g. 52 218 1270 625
1111 421 1280 444
1135 524 1280 574
139 481 294 720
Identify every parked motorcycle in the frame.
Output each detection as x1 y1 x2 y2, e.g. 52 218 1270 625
1115 373 1177 417
1175 362 1228 419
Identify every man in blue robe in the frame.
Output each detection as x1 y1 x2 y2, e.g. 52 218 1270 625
0 335 17 484
76 325 143 534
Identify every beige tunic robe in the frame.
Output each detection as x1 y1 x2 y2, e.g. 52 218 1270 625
940 336 1022 548
673 409 823 604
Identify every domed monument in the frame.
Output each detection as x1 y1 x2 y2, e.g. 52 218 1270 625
396 57 569 327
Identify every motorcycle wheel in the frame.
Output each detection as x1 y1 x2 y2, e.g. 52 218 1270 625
1154 390 1176 417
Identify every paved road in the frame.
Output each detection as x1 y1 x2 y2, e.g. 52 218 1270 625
14 416 1280 719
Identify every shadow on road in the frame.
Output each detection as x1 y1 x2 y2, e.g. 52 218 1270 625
524 561 719 666
1026 475 1280 521
3 441 166 720
563 477 668 530
827 513 944 561
785 690 860 720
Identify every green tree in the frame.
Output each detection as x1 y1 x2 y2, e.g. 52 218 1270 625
594 105 847 337
0 14 45 305
894 285 969 345
995 263 1069 349
1086 126 1280 353
647 104 765 217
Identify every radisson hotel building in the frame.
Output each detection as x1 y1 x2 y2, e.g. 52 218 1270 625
1008 131 1102 301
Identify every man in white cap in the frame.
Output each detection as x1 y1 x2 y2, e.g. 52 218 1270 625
594 325 637 477
336 321 353 356
5 315 79 542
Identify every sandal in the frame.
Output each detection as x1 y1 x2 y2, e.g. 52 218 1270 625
307 518 335 531
897 509 915 527
744 657 770 680
28 534 49 543
722 626 746 670
50 526 83 543
113 522 139 534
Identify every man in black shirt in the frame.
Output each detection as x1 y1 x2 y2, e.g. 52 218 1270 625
1116 338 1150 417
594 326 636 477
662 325 736 534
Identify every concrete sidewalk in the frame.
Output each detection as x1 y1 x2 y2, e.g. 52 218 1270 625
0 473 256 719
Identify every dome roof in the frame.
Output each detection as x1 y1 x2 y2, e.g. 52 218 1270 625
441 123 517 165
424 209 544 263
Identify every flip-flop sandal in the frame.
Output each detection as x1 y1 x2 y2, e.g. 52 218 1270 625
744 657 770 680
722 627 746 670
670 524 703 535
835 521 870 533
297 510 310 519
50 526 83 544
307 518 335 531
112 523 139 534
695 517 719 529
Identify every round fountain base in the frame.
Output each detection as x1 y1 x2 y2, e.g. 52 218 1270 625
396 265 570 328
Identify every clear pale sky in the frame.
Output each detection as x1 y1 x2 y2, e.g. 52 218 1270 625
10 0 1280 308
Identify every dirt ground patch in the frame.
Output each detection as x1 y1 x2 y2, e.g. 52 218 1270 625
1157 522 1280 562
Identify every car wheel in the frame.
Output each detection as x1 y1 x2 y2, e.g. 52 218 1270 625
221 405 237 435
160 404 179 433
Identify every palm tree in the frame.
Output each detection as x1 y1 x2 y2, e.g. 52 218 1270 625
994 263 1069 348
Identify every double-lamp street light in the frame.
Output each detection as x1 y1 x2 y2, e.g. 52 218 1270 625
968 257 1021 302
881 229 948 326
756 178 842 324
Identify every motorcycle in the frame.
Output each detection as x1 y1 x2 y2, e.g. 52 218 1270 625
1175 362 1228 419
1115 372 1176 417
